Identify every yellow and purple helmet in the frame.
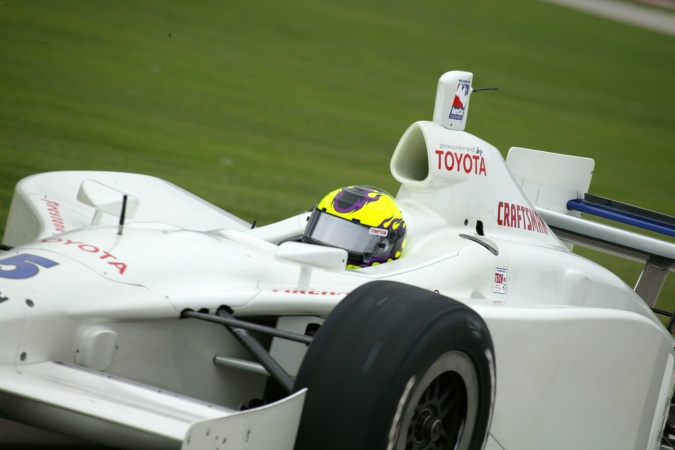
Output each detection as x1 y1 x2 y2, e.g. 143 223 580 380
302 186 407 268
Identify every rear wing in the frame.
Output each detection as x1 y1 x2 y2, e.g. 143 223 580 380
507 148 675 325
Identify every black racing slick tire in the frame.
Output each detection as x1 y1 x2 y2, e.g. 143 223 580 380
293 280 495 450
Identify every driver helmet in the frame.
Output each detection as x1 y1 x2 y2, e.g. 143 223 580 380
303 185 407 269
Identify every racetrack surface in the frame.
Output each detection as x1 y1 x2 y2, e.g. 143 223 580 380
542 0 675 36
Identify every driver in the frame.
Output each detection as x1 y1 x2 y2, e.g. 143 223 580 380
302 185 407 269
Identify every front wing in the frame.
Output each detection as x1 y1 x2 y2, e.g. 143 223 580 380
0 361 305 449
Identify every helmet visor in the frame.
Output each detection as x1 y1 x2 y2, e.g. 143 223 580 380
303 209 388 257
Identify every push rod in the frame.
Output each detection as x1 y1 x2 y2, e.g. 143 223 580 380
181 309 313 344
214 307 294 393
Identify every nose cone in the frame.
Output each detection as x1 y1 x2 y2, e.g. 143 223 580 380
0 290 27 364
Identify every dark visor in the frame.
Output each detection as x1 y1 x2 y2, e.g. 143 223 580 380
304 210 389 257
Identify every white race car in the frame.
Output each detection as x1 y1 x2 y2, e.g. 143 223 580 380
1 71 674 450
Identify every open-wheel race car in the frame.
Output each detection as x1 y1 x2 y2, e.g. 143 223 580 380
1 71 674 450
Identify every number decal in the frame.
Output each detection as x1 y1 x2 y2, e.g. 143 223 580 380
0 254 59 279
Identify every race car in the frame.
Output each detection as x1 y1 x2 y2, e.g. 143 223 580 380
0 70 674 450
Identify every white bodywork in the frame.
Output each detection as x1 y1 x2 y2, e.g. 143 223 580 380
0 71 674 449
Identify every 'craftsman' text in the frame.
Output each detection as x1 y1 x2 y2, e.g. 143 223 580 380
497 201 548 235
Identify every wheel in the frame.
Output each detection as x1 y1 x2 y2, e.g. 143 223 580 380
293 280 495 450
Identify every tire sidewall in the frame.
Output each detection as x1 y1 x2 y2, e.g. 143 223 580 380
385 309 492 450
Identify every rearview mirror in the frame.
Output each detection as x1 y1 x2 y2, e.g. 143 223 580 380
275 241 347 271
77 179 139 225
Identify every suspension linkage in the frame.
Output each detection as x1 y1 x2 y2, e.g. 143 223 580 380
180 309 314 345
181 307 315 394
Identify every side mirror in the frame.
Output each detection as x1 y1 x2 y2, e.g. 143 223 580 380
275 241 348 287
77 179 139 225
276 241 347 271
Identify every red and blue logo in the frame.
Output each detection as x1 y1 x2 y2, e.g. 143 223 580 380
449 81 471 121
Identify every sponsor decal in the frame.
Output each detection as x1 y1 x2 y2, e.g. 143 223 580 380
449 80 471 121
41 238 127 275
40 199 67 233
369 227 388 237
272 289 348 296
440 144 485 157
497 201 549 235
0 254 59 279
434 147 487 176
493 267 507 295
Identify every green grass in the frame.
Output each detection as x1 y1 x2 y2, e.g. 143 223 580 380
1 0 674 308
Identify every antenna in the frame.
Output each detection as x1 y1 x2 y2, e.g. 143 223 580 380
117 195 128 236
472 87 499 92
